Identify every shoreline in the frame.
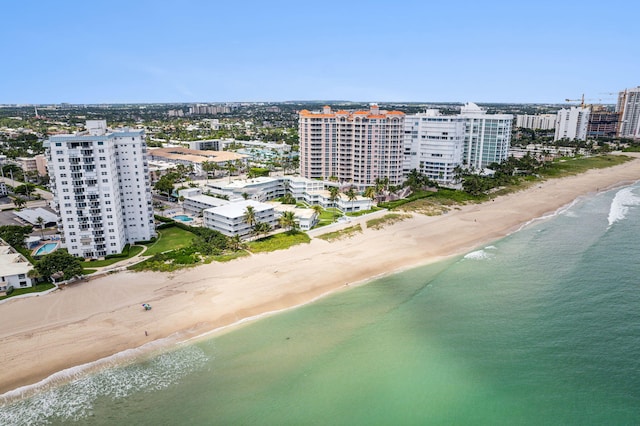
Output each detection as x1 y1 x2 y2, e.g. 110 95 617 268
2 155 640 398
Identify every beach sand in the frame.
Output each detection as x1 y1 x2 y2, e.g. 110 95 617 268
1 154 640 396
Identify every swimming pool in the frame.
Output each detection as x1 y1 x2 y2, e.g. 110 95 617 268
173 215 193 222
34 242 59 256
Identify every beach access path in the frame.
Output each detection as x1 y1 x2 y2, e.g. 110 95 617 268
1 154 640 396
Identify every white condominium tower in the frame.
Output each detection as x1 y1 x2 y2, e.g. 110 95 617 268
299 105 405 187
617 86 640 139
45 120 156 258
459 103 512 169
404 110 465 185
554 106 590 141
515 114 557 130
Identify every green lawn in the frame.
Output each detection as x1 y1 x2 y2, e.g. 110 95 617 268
82 245 145 268
314 208 342 228
0 283 56 301
346 206 382 217
247 232 311 253
143 226 196 256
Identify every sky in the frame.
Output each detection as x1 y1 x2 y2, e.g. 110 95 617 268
2 0 639 104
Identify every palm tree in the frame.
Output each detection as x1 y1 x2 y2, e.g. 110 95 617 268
202 161 217 182
225 161 237 183
364 186 376 202
345 187 357 213
251 221 271 240
290 157 300 174
256 221 272 239
36 216 45 239
13 196 26 210
374 177 389 202
243 205 257 230
228 234 245 251
27 268 42 286
328 186 340 222
279 211 297 232
235 159 244 177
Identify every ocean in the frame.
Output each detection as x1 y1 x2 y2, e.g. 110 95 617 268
2 182 640 425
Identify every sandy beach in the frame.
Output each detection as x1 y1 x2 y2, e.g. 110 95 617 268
1 155 640 397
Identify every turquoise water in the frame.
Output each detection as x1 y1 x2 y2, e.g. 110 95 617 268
172 215 193 222
34 242 58 256
2 183 640 425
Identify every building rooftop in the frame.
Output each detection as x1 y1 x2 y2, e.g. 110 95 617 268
0 240 33 277
13 207 58 225
205 200 273 219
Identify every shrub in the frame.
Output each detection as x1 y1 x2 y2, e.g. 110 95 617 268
5 286 14 296
154 215 175 223
157 222 176 230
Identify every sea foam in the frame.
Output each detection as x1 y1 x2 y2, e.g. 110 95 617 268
0 345 208 425
464 249 494 260
607 187 640 227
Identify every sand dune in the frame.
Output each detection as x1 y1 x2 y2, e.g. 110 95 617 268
1 154 640 395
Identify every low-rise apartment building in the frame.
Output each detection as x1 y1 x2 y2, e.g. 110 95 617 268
203 200 277 238
0 238 34 291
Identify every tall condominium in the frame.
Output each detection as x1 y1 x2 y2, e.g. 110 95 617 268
299 105 405 187
515 114 556 130
45 120 156 258
404 110 465 185
554 106 590 141
617 87 640 139
459 103 512 169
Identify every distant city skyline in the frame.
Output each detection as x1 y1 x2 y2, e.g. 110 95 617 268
2 0 638 105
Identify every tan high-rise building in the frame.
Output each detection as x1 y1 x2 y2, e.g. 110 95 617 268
298 105 405 187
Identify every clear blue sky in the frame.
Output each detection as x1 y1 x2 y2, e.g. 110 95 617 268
2 0 638 104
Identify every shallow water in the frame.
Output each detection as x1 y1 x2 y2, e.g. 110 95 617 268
2 183 640 425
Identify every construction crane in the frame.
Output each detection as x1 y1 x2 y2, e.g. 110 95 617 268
565 94 586 107
564 94 612 109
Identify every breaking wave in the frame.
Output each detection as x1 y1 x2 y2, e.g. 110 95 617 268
464 246 496 260
607 187 640 227
0 345 209 425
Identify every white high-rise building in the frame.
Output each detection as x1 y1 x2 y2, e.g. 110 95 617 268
404 110 465 185
516 114 557 130
554 107 590 141
45 120 156 258
299 105 405 188
459 103 513 169
617 86 640 139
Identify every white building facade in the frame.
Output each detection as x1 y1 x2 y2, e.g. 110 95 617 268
45 120 156 258
554 107 590 141
299 105 405 188
617 86 640 139
1 238 34 291
203 200 277 238
459 103 513 169
515 114 557 130
404 110 465 185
